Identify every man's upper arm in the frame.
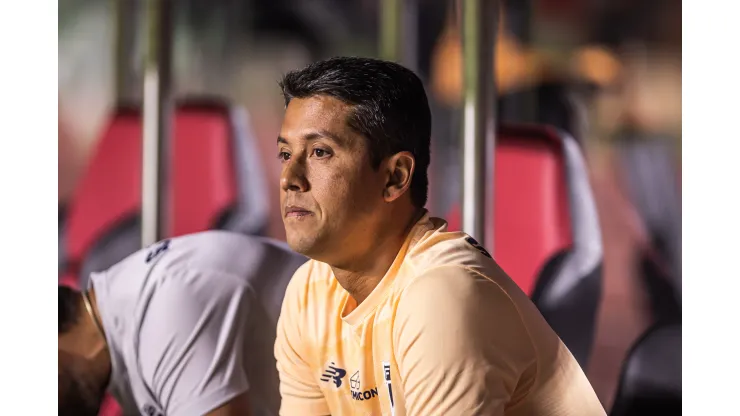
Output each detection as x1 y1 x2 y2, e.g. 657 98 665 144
274 265 330 416
137 268 253 416
393 266 537 416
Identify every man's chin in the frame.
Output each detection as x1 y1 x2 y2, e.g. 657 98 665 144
285 234 319 257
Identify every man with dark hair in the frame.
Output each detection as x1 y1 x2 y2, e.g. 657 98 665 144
58 231 307 416
274 56 605 415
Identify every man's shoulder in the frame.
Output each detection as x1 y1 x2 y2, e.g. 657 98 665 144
152 231 305 280
399 264 501 307
404 224 503 287
407 217 492 260
167 231 299 263
393 262 539 351
398 249 528 316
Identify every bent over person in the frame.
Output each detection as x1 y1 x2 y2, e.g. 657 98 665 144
58 231 307 416
273 57 606 415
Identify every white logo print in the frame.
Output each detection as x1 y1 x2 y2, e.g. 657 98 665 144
383 362 395 416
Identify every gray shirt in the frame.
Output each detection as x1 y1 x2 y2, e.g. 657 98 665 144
89 231 307 416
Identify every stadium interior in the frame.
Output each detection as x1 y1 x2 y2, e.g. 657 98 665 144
59 0 682 414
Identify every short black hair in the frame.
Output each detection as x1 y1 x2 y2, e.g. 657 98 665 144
59 286 81 334
59 360 103 416
279 56 432 208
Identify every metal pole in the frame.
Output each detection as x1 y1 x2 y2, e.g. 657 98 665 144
380 0 402 62
379 0 419 71
141 0 174 247
461 0 498 252
113 0 139 103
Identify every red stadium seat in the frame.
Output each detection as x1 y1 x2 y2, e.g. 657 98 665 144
447 124 603 368
97 396 122 416
60 97 269 290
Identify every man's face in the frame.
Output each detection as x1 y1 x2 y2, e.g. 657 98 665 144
278 95 387 262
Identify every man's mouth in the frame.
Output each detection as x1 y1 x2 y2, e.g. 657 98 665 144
285 205 312 218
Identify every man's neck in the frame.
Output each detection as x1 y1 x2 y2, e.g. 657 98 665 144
332 207 424 305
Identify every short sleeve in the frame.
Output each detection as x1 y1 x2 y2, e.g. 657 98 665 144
393 265 537 416
136 268 252 416
274 263 330 416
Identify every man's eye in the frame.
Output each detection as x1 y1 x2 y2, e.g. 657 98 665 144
312 148 331 158
277 151 291 161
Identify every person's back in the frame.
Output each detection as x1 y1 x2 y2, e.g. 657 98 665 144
86 231 307 415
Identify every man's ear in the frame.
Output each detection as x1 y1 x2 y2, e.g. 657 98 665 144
383 151 415 202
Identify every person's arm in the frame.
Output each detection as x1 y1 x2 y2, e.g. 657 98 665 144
136 268 255 416
393 265 537 415
274 266 330 416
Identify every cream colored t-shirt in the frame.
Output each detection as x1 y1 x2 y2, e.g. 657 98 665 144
275 213 605 415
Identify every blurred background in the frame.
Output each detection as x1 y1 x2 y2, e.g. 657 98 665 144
59 0 681 413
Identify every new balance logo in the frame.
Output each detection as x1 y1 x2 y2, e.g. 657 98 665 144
320 362 347 388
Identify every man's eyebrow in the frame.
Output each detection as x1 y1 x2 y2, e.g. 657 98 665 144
277 130 347 146
311 129 346 145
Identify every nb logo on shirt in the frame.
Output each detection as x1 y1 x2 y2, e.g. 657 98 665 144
320 362 347 388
